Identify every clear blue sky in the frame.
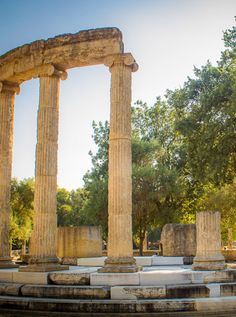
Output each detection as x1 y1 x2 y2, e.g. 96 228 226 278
0 0 235 189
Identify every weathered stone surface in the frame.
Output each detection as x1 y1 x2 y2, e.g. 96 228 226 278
111 286 166 300
161 224 196 257
151 256 184 266
139 269 192 286
12 272 49 284
1 287 236 313
221 283 236 296
0 83 19 268
203 270 236 283
0 28 123 84
21 284 110 299
0 283 22 296
57 226 102 258
49 272 90 285
0 270 14 282
91 272 140 286
20 75 67 272
193 211 226 271
166 285 209 298
99 54 139 273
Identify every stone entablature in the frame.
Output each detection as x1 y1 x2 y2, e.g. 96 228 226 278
0 28 123 84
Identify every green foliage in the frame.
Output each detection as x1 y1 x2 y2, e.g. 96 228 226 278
81 121 109 237
196 180 236 242
57 187 88 227
10 178 34 249
167 26 236 186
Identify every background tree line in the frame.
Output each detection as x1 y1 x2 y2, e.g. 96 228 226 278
10 25 236 254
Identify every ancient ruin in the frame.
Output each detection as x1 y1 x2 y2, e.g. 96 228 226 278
0 28 139 272
192 211 226 270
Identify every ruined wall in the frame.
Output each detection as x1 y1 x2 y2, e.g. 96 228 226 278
161 223 196 256
57 226 102 258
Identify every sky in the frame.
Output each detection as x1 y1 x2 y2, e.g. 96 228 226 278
0 0 235 190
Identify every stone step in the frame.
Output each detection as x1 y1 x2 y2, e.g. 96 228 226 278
48 271 91 285
21 284 110 299
111 282 236 299
76 256 185 267
1 282 236 301
91 268 236 286
1 295 236 314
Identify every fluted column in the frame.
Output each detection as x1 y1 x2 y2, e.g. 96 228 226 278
192 211 226 270
0 82 19 268
20 67 68 272
98 54 140 273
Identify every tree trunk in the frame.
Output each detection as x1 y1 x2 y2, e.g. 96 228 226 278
21 240 26 256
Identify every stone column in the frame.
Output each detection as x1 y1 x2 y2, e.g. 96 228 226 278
20 67 68 272
98 54 140 273
192 211 226 270
0 82 19 268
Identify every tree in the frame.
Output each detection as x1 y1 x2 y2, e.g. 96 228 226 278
81 121 109 237
166 26 236 186
10 178 34 252
195 180 236 242
57 187 87 227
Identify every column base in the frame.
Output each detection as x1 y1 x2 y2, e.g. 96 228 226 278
192 255 226 270
0 256 19 269
19 256 69 272
97 257 142 273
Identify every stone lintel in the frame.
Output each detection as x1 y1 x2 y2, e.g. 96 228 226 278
0 28 123 84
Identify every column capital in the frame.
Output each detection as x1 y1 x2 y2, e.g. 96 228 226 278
33 64 68 80
104 53 138 72
0 82 20 95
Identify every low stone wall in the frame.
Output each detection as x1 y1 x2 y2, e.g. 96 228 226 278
57 226 102 259
161 223 196 256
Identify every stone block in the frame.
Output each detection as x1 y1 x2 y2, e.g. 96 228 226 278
77 257 106 266
0 270 14 282
12 272 49 284
203 270 236 283
135 257 152 266
139 269 192 286
0 283 23 296
161 223 196 256
207 284 221 297
191 271 211 284
111 286 166 300
221 283 236 296
21 284 110 299
151 256 184 266
49 272 90 285
57 226 102 259
90 272 140 286
166 284 209 298
196 297 236 312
